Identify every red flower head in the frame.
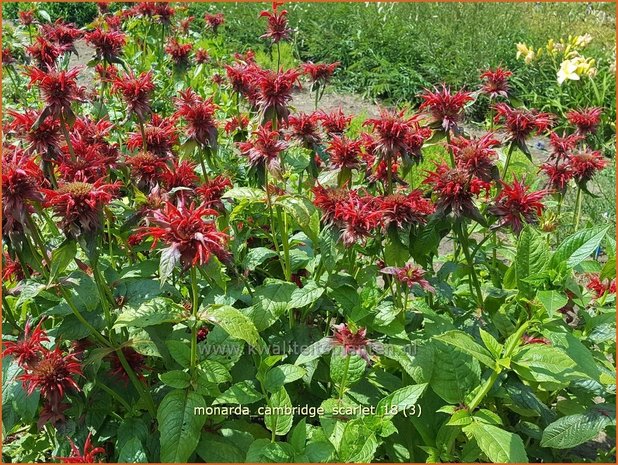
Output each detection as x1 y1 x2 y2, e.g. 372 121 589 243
327 135 363 170
43 20 84 54
18 345 82 405
179 15 195 34
568 150 607 184
225 114 250 135
586 274 616 299
137 201 230 269
174 89 218 148
493 103 554 145
57 136 117 183
312 185 350 223
318 108 352 136
126 151 167 189
333 191 384 246
19 9 36 27
424 163 487 223
3 319 49 368
55 433 105 463
204 13 225 33
84 28 126 63
38 400 70 430
540 162 574 194
548 131 584 161
44 179 121 235
2 47 16 66
330 324 372 362
224 58 261 103
6 109 62 158
196 175 232 211
567 107 602 135
489 178 549 234
127 115 178 158
195 48 210 64
2 147 46 231
165 38 192 67
107 347 148 383
104 13 123 30
154 2 176 25
381 263 435 292
287 112 322 146
111 71 155 121
161 159 199 191
479 67 512 99
97 2 110 14
27 66 84 123
301 61 339 86
380 190 435 229
419 85 473 132
94 63 119 83
253 67 301 124
521 334 551 345
26 37 61 69
2 252 26 282
259 8 292 43
450 132 500 181
364 109 428 161
238 124 288 174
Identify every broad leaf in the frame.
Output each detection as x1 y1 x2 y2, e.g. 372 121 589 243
541 410 614 449
434 330 495 369
551 226 610 269
464 422 528 463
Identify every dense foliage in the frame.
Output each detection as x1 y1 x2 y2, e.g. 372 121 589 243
2 2 616 464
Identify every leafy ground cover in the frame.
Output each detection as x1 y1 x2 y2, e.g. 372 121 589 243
1 2 616 464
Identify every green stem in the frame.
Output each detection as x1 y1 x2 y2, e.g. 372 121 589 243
445 130 455 168
573 186 583 232
501 143 515 180
457 221 484 310
467 370 501 412
115 347 156 417
190 267 199 378
338 355 351 400
96 380 132 412
2 291 22 333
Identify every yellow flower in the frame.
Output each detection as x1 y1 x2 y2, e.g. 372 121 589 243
557 56 597 85
516 43 536 64
574 34 593 48
557 59 580 85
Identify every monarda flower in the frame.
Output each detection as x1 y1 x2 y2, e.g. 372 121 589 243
44 179 120 235
586 274 616 299
42 20 83 54
301 61 339 87
364 109 429 162
381 263 435 292
165 38 192 67
567 107 602 135
450 133 500 182
330 324 373 362
55 433 105 463
204 12 225 33
333 192 385 246
27 66 84 124
137 201 230 269
548 132 584 161
6 109 62 158
127 115 178 158
18 9 36 27
84 28 127 63
489 178 549 234
196 175 232 211
419 85 473 132
2 47 17 66
318 108 352 136
179 16 195 34
327 135 363 170
568 150 607 184
287 112 322 146
479 67 513 99
95 63 119 83
493 103 553 148
540 162 574 194
153 2 176 25
2 252 26 282
2 319 49 368
174 89 218 149
111 71 155 121
225 115 250 135
26 37 61 69
238 124 288 174
259 7 292 43
380 191 435 229
521 334 551 345
312 185 350 223
253 67 301 124
161 159 199 191
57 137 117 183
125 151 167 189
195 48 210 64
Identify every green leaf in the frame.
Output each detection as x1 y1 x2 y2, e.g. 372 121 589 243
330 351 367 391
159 370 191 389
277 195 320 244
536 290 568 318
546 332 600 381
376 384 428 417
205 305 262 349
430 342 480 404
165 340 191 368
551 226 610 269
118 437 147 462
541 411 614 449
246 439 294 462
434 330 496 369
338 419 379 462
114 297 184 328
265 387 294 436
16 280 46 308
512 344 583 386
243 247 277 271
295 337 333 365
250 280 297 330
288 280 324 309
196 432 245 462
214 380 264 405
516 227 549 297
464 422 528 463
157 390 206 462
289 418 307 453
159 245 180 285
222 187 264 201
49 239 77 283
479 329 503 358
264 364 307 392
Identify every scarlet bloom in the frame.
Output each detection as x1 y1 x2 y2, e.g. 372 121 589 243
312 185 350 223
6 109 62 158
450 133 500 181
330 324 372 362
174 89 218 148
301 61 339 86
548 132 584 161
586 274 616 299
419 85 473 132
111 71 155 121
204 13 225 33
44 179 120 235
287 112 321 146
568 150 607 184
225 115 250 135
42 20 83 54
138 201 230 268
26 37 61 69
364 109 429 161
85 28 127 63
567 107 602 135
195 48 210 64
521 334 551 345
238 124 288 174
55 433 105 463
161 159 199 191
154 2 175 25
165 38 192 67
480 67 512 99
126 151 167 189
493 103 553 145
2 319 49 368
179 16 195 34
540 162 574 194
196 175 232 210
318 108 352 136
327 135 363 170
333 192 384 246
381 263 435 292
489 178 549 234
127 115 178 158
27 66 84 122
94 63 119 83
57 137 117 183
380 191 435 228
2 252 25 282
254 67 301 123
18 9 36 27
2 47 16 66
259 8 292 43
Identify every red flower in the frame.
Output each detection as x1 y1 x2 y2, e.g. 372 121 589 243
238 124 288 174
126 151 167 189
318 108 352 136
331 324 372 361
127 115 177 158
204 13 225 33
380 191 435 229
253 67 301 124
489 178 549 234
287 112 321 146
44 179 120 235
259 8 292 43
57 137 117 183
55 433 105 463
43 20 83 53
364 109 429 161
480 67 512 99
381 263 435 292
27 66 84 122
19 9 36 27
586 274 616 299
195 48 210 64
567 107 602 135
493 103 553 145
197 326 210 342
540 162 574 194
161 159 199 191
301 61 339 86
38 401 70 430
419 85 473 132
2 47 16 66
7 109 62 158
548 132 584 161
224 59 261 101
521 334 551 345
154 2 175 25
568 150 607 184
196 175 232 210
179 16 195 34
327 135 363 170
94 63 119 83
2 319 49 368
111 71 155 121
26 37 61 69
137 201 230 268
2 252 26 282
84 28 126 63
225 115 250 135
165 38 192 67
312 185 350 223
333 192 384 246
450 133 500 181
174 89 218 148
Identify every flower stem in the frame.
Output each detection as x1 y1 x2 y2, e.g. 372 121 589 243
59 115 76 162
445 130 456 168
338 354 351 400
457 220 484 310
190 267 199 378
501 143 515 180
573 185 583 232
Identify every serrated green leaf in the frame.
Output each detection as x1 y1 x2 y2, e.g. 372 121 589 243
551 226 610 269
288 280 324 309
541 411 613 449
376 383 427 417
464 422 528 462
295 337 333 365
114 297 184 328
214 380 263 405
159 370 191 389
536 290 568 318
264 364 306 392
265 387 294 436
205 305 262 349
434 330 496 369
